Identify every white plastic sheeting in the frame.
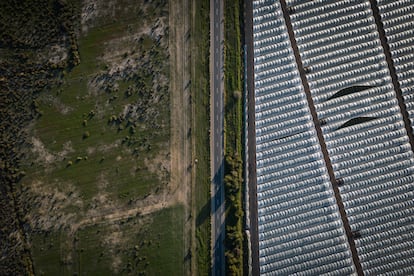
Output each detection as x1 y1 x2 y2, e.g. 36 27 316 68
253 0 355 274
378 1 414 130
288 0 414 274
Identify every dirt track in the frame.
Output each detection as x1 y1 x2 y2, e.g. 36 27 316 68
169 0 194 274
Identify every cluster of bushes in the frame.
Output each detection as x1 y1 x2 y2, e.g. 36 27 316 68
224 154 244 274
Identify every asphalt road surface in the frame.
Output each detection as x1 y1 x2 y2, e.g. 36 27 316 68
210 0 225 275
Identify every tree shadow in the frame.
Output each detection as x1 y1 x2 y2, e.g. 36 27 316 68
196 159 224 227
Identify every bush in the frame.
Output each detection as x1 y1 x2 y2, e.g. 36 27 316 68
83 131 90 139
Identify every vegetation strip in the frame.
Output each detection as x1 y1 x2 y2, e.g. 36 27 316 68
192 0 212 274
223 0 244 274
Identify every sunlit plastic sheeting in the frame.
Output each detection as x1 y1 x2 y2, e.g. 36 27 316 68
319 97 396 131
256 109 308 129
311 76 387 105
256 88 302 109
340 159 414 186
298 25 376 52
262 252 351 275
347 198 414 225
331 138 409 165
342 180 413 209
331 143 409 171
258 204 336 233
294 10 371 37
364 258 414 275
257 168 329 193
307 55 384 83
309 66 387 94
255 77 301 96
256 71 299 87
255 64 298 80
287 0 362 19
378 0 414 135
355 220 414 247
254 47 291 64
259 219 342 246
253 33 282 49
307 47 381 73
256 97 306 118
326 120 404 155
296 18 376 47
288 1 369 28
258 159 325 183
343 185 413 216
320 102 398 134
357 231 412 255
253 0 354 273
257 144 319 167
325 122 405 148
362 249 414 270
256 113 311 136
316 85 393 117
260 235 345 259
335 152 412 178
256 123 311 146
289 0 414 274
255 97 303 115
304 40 380 68
261 243 349 268
256 129 315 152
258 185 330 209
254 41 291 57
301 33 379 64
254 55 294 72
253 33 288 48
383 22 414 38
258 185 332 210
259 153 323 176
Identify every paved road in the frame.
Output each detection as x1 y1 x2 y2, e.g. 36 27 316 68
210 0 225 275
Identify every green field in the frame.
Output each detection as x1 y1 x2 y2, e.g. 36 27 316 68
24 13 170 204
17 0 185 274
31 206 184 275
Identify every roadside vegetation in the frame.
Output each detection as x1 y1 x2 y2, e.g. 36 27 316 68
192 0 212 274
223 0 244 274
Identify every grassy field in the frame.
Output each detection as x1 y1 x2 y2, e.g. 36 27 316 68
77 206 184 275
24 14 169 203
30 205 184 275
192 0 211 274
18 0 185 274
